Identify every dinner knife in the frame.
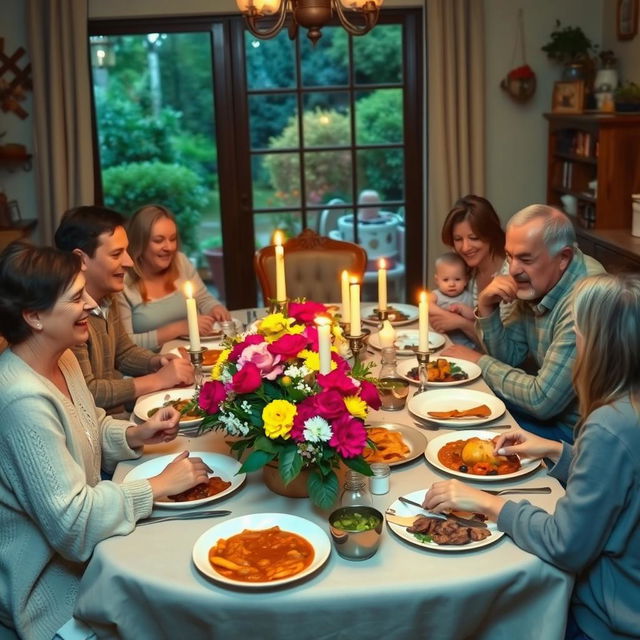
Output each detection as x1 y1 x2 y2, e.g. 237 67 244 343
397 496 487 528
138 509 231 526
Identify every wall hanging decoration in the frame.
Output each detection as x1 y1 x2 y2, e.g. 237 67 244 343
617 0 638 40
0 37 32 120
500 9 537 104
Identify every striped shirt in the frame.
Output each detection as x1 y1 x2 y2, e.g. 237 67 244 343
477 249 605 438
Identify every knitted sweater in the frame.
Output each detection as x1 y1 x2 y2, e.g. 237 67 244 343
71 297 156 414
0 349 153 640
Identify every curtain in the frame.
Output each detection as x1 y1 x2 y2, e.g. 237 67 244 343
27 0 94 245
426 0 485 278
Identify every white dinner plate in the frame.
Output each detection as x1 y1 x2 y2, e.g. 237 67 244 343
408 389 506 427
192 513 331 588
424 430 542 481
396 357 482 387
123 452 245 508
365 421 427 467
369 329 446 356
385 489 504 552
361 303 419 327
133 388 202 428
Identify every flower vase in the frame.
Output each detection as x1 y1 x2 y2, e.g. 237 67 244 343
262 462 310 498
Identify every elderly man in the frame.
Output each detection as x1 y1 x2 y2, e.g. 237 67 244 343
55 206 194 416
444 205 604 442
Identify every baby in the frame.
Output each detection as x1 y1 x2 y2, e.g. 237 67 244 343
430 252 476 348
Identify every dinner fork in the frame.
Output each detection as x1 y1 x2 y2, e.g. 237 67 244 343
137 509 231 526
482 487 551 496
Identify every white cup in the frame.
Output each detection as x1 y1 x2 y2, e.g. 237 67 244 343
560 195 577 216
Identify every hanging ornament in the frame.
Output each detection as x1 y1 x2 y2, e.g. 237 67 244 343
500 9 537 104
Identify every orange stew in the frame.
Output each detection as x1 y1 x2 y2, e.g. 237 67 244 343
438 439 521 476
168 476 231 502
209 526 314 582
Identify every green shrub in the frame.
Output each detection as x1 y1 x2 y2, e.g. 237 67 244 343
102 161 209 254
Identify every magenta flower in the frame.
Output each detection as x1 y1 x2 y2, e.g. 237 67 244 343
231 362 262 394
303 325 319 351
317 369 358 396
268 333 308 359
329 413 368 458
314 389 347 420
198 380 226 413
238 342 284 380
229 334 263 363
291 398 320 441
288 301 328 325
359 379 382 410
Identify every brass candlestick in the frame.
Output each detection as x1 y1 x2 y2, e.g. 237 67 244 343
187 346 207 391
415 350 431 395
268 299 289 315
376 308 388 325
345 328 371 364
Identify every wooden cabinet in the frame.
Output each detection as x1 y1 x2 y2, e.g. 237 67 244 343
544 113 640 273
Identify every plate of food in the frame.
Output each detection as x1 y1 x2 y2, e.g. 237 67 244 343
361 303 419 326
123 451 245 508
408 389 506 427
396 357 481 387
385 489 504 551
192 513 331 588
133 388 203 427
369 329 446 355
363 422 427 466
169 346 224 372
424 429 541 481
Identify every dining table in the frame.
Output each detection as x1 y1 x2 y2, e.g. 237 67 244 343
73 309 573 640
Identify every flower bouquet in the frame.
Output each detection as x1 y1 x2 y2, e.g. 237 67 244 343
196 301 380 509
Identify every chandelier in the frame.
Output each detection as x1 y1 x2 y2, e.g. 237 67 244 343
235 0 384 45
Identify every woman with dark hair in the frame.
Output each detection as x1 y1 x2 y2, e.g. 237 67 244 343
430 195 508 342
119 204 231 351
0 242 212 639
425 273 640 640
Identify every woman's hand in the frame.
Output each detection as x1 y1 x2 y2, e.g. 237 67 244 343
424 479 506 522
493 429 564 463
209 304 231 322
126 406 180 448
147 451 213 499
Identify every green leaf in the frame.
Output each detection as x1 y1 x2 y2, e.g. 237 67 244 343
254 434 279 454
239 449 276 473
344 455 373 477
307 469 339 509
278 446 304 485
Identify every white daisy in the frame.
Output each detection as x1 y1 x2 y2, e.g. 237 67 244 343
302 416 332 443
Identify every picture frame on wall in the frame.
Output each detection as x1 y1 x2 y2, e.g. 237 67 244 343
617 0 638 40
552 80 585 114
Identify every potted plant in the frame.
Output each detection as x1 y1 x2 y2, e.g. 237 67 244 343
614 82 640 112
201 235 226 300
541 20 597 81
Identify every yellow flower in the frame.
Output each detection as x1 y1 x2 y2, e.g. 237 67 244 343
298 350 337 373
258 314 304 342
262 399 297 439
344 395 368 419
210 348 231 380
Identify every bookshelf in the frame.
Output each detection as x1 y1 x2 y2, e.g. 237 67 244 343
544 113 640 272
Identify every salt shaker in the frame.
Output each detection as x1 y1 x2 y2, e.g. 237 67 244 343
369 463 391 495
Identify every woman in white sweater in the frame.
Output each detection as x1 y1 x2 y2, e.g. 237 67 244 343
118 204 230 350
0 243 212 640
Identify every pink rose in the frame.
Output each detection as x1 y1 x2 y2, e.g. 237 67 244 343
198 380 226 413
317 369 358 396
314 389 347 420
238 342 284 380
359 379 382 410
231 362 262 394
229 334 263 363
329 414 367 458
288 301 328 325
268 333 308 359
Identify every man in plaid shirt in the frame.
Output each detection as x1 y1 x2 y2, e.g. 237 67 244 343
444 205 604 442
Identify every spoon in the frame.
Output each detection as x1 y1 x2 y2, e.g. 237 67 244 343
482 487 552 496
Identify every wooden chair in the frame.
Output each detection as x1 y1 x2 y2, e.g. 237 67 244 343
254 228 367 303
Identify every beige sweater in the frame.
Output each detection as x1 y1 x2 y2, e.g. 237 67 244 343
0 349 153 640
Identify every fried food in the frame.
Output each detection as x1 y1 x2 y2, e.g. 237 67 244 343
427 404 491 419
168 475 231 502
147 398 202 421
407 516 491 545
438 437 521 476
209 526 314 582
364 427 410 463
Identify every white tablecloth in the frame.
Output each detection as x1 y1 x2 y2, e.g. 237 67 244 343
74 322 573 639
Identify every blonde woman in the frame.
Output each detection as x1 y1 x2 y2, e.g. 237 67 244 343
118 204 231 350
424 273 640 640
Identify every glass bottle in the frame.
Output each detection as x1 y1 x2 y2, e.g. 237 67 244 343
340 470 372 507
378 347 410 411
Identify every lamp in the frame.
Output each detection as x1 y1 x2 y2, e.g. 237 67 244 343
236 0 384 45
89 36 115 68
